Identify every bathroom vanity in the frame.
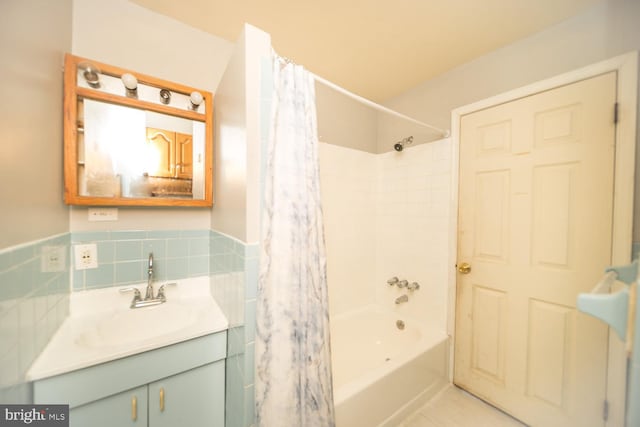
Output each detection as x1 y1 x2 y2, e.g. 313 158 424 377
32 332 226 427
28 277 228 427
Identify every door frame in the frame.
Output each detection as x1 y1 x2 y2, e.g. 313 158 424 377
446 51 638 427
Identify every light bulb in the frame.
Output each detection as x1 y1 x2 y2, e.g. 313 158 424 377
190 91 203 110
121 73 138 90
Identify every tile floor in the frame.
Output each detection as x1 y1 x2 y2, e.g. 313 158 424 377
399 385 527 427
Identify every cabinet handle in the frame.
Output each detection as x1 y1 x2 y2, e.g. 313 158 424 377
131 396 137 421
160 387 165 412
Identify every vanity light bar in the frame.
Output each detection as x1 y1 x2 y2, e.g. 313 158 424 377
76 65 206 115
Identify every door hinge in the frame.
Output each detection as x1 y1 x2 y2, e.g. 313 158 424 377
603 399 609 421
614 102 619 124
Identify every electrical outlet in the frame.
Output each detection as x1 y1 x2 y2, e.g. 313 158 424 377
74 244 98 270
41 245 66 272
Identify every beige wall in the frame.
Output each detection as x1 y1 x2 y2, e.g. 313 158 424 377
70 0 234 232
383 0 640 138
211 24 270 243
0 0 73 249
316 83 378 153
382 0 640 241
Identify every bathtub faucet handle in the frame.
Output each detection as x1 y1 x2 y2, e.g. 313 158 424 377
408 282 420 291
397 280 408 288
387 277 399 286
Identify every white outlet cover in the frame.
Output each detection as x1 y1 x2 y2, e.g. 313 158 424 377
41 245 66 272
74 244 98 270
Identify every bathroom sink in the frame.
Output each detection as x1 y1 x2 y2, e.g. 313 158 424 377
75 301 197 349
26 276 229 381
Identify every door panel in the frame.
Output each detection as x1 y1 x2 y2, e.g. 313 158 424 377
455 72 617 427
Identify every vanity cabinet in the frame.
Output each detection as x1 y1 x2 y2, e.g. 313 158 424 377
146 127 193 179
33 332 226 427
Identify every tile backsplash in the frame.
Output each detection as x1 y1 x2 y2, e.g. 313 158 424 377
71 229 212 290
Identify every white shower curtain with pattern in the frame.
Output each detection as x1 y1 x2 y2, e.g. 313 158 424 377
255 57 335 427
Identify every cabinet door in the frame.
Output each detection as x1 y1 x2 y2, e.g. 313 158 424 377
70 386 147 427
146 127 175 177
175 132 193 179
149 361 225 427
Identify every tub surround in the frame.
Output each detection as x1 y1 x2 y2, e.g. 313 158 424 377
319 139 452 329
27 276 227 381
320 137 453 425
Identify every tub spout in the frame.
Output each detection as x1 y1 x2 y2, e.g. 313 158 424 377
395 294 409 304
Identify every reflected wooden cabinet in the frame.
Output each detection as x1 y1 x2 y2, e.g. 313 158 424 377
146 127 193 179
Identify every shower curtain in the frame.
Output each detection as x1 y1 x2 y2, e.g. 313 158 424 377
255 56 335 427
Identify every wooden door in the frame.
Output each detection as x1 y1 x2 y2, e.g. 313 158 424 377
455 72 617 426
175 132 193 179
146 127 175 177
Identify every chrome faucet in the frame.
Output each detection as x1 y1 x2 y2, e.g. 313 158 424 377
395 295 409 304
146 252 154 300
120 252 176 309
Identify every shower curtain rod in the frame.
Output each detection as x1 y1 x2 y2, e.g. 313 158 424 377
311 73 450 138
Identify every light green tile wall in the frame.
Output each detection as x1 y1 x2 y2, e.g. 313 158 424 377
0 233 71 402
72 230 210 290
0 226 258 420
211 230 258 427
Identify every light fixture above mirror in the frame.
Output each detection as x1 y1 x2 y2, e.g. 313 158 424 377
63 54 214 207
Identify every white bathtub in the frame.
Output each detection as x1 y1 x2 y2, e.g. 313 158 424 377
330 305 449 427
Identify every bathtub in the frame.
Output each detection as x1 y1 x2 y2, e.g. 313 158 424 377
330 305 449 427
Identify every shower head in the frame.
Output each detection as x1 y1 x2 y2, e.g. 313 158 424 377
393 136 414 152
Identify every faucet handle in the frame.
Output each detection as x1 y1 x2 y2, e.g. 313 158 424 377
120 287 142 308
397 280 409 288
408 282 420 291
387 277 399 286
157 282 177 301
120 287 141 298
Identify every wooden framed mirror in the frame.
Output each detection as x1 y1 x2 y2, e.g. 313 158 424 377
63 54 214 206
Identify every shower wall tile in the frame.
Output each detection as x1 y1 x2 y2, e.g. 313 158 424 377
319 142 377 317
0 233 70 399
374 139 452 331
319 138 453 330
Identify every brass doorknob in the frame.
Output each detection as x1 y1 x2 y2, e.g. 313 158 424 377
457 262 471 274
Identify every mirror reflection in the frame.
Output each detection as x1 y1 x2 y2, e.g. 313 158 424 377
79 100 206 200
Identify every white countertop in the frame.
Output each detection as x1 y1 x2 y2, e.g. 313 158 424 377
27 276 228 381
